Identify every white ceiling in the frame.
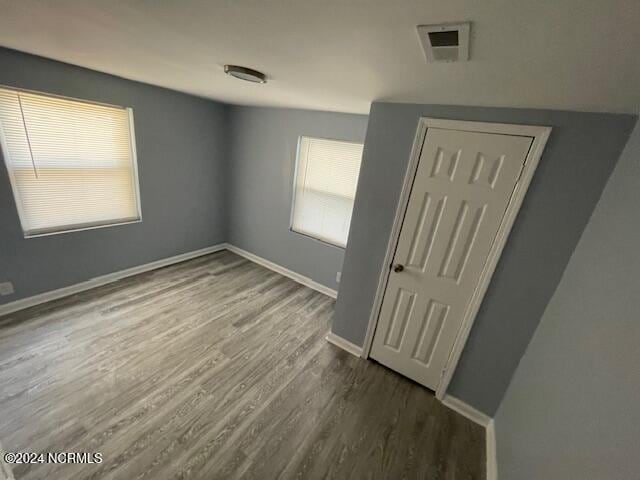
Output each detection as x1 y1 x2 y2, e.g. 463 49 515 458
0 0 639 115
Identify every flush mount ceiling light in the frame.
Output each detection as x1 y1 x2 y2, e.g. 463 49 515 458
224 65 267 83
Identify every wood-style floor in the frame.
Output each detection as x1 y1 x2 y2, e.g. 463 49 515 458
0 251 485 480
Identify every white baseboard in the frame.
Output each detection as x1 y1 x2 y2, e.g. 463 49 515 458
0 244 227 317
325 332 363 357
486 419 497 480
442 395 496 479
224 244 337 299
0 242 338 317
442 394 491 427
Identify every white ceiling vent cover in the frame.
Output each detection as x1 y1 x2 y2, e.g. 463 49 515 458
417 23 470 62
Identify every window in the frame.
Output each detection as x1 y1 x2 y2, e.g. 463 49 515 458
291 136 364 248
0 87 141 237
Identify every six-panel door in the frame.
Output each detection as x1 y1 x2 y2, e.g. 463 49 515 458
370 127 533 390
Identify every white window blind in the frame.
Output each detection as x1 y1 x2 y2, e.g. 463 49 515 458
0 87 141 237
291 136 364 248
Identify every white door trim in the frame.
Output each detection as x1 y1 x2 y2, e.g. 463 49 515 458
361 117 551 400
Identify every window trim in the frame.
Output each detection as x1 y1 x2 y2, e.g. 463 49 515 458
289 225 347 250
22 218 142 239
0 85 143 238
289 135 362 249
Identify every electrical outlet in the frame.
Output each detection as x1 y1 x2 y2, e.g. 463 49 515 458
0 281 14 296
336 272 341 283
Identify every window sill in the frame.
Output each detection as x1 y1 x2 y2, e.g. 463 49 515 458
24 218 142 239
289 228 346 250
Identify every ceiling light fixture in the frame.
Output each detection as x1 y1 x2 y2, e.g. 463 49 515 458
224 65 267 83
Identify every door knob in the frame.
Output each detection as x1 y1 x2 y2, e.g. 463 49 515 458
393 264 405 273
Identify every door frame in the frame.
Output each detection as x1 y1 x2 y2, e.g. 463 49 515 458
361 117 551 399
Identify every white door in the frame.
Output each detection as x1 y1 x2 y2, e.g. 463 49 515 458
371 127 533 390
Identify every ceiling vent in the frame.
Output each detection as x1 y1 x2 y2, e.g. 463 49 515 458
417 23 470 63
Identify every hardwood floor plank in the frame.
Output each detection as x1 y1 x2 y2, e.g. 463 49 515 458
0 250 485 480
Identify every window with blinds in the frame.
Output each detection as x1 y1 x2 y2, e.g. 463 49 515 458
291 136 364 248
0 87 141 237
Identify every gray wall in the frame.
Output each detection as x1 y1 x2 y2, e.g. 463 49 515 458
333 101 636 415
0 47 229 305
227 106 368 291
495 122 640 479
